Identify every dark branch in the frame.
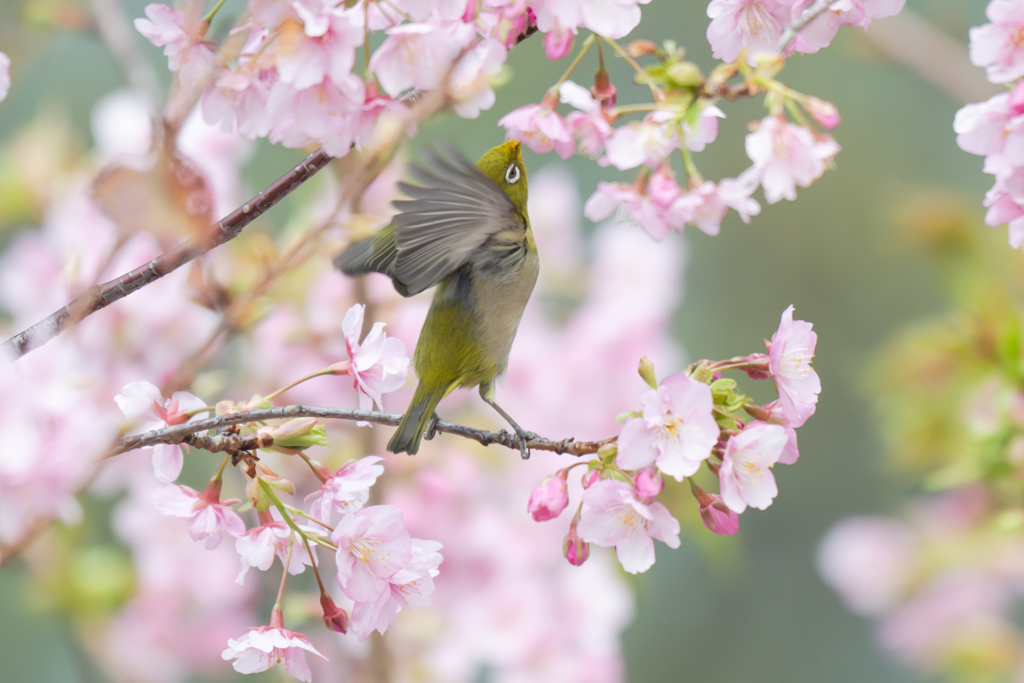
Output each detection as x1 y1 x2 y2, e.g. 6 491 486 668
2 149 331 358
115 404 612 458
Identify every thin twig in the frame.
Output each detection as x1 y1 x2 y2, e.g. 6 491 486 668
778 0 840 55
115 404 613 458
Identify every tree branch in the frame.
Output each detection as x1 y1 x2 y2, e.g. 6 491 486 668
2 148 332 358
115 404 612 458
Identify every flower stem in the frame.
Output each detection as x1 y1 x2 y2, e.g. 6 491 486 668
551 33 596 92
201 0 226 24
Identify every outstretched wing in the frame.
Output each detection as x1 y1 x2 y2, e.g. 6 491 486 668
391 145 526 295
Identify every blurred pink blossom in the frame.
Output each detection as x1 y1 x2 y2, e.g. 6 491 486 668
499 102 576 159
152 481 246 550
528 473 570 521
115 381 208 482
745 115 840 203
0 51 9 101
969 0 1024 83
134 3 217 87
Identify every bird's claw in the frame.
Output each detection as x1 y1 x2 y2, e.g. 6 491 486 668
424 413 440 441
513 428 534 460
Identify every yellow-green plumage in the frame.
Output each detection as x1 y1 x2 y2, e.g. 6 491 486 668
334 141 538 456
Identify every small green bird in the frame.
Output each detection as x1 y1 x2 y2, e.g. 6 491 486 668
334 141 539 458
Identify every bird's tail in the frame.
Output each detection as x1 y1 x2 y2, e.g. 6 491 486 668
387 381 451 455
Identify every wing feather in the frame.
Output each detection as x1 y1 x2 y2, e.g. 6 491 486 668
390 145 525 295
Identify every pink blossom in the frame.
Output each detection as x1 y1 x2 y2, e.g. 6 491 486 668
499 102 576 159
788 0 841 54
369 22 468 97
583 173 683 240
115 381 208 482
134 4 217 87
222 620 326 681
719 422 788 513
449 37 507 119
306 455 385 522
340 304 409 412
805 96 841 129
349 538 443 640
152 481 246 549
833 0 906 28
559 80 612 158
682 104 725 152
332 504 412 602
953 92 1023 161
234 518 315 585
602 116 678 170
768 304 820 427
0 52 10 102
563 522 591 566
576 479 680 574
745 116 840 203
969 0 1024 83
816 516 918 615
266 74 366 156
527 473 570 521
672 173 761 236
271 2 363 90
706 0 791 63
616 372 719 481
544 25 575 59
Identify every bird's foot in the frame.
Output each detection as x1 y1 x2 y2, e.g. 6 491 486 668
512 427 537 460
424 412 440 441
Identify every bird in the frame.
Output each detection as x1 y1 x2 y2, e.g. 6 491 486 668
334 140 539 458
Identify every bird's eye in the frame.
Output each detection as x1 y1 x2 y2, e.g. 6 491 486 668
504 163 521 184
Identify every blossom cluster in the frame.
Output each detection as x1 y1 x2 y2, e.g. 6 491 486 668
954 0 1024 249
134 0 655 156
527 305 820 574
498 28 849 241
111 303 424 679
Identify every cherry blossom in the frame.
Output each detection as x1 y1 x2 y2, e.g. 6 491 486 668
718 422 788 513
134 3 217 87
222 614 326 681
152 480 246 550
969 0 1024 84
235 515 316 585
270 2 363 91
527 473 570 521
369 22 470 97
833 0 906 28
559 80 612 158
576 479 680 574
804 96 841 130
672 173 761 236
706 0 791 64
0 52 10 102
682 104 725 152
768 304 820 428
332 505 412 602
449 37 507 119
584 173 683 240
349 538 443 640
745 115 840 204
115 381 208 482
616 372 719 481
339 304 409 413
499 102 576 159
306 455 385 522
602 115 678 170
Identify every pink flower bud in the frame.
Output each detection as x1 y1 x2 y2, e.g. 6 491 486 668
1010 80 1024 117
320 593 349 634
634 468 664 501
563 526 590 567
544 28 574 60
805 96 841 130
581 469 600 488
528 474 569 521
691 483 740 536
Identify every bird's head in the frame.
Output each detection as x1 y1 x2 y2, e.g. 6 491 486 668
476 140 528 215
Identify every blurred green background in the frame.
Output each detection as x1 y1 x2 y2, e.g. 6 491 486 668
0 0 999 681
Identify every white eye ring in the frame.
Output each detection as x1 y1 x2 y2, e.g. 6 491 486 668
504 163 521 184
